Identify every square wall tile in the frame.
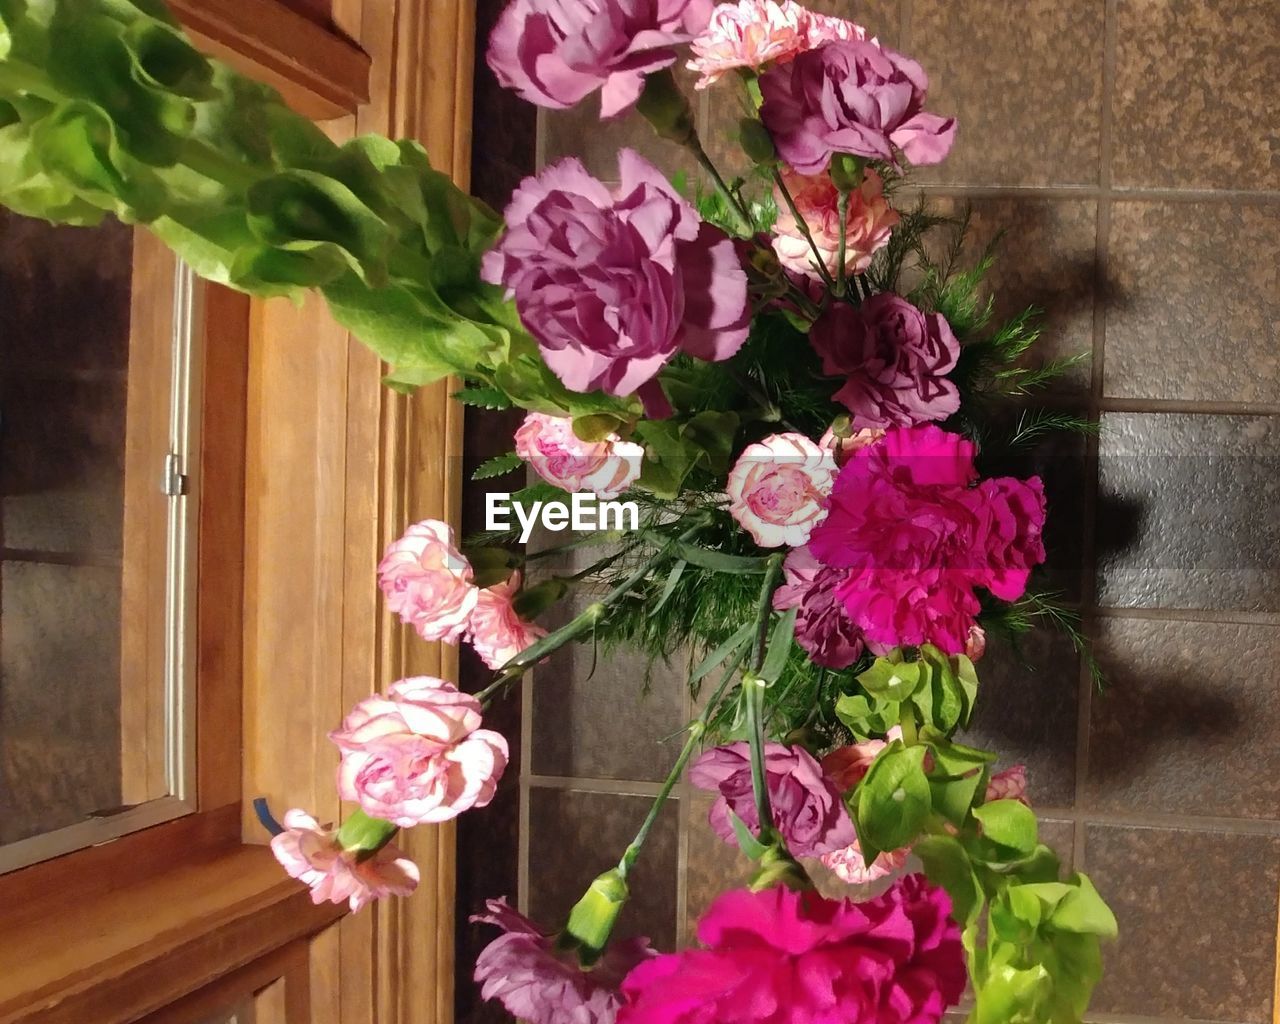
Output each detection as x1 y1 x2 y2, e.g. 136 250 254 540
682 792 754 944
957 626 1078 809
1038 819 1075 872
1095 413 1280 612
1085 824 1280 1021
1086 617 1280 820
924 198 1097 394
1105 201 1280 403
527 788 679 949
907 0 1104 186
1113 0 1280 190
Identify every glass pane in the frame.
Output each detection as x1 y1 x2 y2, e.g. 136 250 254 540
0 212 196 866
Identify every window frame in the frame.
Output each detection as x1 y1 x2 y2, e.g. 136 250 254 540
0 0 472 1020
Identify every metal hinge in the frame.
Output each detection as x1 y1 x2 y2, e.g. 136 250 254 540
163 452 188 497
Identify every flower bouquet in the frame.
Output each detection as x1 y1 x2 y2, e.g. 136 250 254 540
0 0 1117 1020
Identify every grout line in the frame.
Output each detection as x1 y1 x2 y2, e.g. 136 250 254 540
517 674 533 915
1076 809 1280 838
1095 606 1280 627
1082 1015 1250 1024
675 671 694 947
524 774 671 797
910 183 1280 203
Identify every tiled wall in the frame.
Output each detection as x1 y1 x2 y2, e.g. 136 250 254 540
461 2 1280 1021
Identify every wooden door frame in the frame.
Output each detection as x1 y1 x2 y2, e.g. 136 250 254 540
0 2 471 1021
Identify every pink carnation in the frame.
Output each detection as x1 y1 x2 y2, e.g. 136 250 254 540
809 294 960 430
377 520 478 644
821 841 912 887
806 11 870 46
964 623 987 661
331 677 509 827
689 741 856 858
726 432 836 548
807 425 1047 653
467 571 549 670
772 545 864 669
619 877 966 1024
759 39 956 174
487 0 713 117
820 424 885 468
818 733 910 886
474 898 655 1024
772 167 899 280
687 0 810 88
986 764 1029 805
270 809 419 912
482 151 750 414
515 412 644 497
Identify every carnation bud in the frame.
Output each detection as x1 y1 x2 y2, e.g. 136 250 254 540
748 838 812 893
511 577 568 619
737 117 776 165
561 868 629 964
636 69 697 147
829 153 866 193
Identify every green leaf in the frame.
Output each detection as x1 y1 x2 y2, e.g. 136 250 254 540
652 559 687 616
472 452 523 481
972 962 1051 1024
672 542 770 575
758 607 797 684
973 799 1039 855
857 656 923 701
453 386 512 410
855 742 931 860
914 834 984 926
929 769 984 828
1049 873 1118 938
689 620 755 685
726 807 769 860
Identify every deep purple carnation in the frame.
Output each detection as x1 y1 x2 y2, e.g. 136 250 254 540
810 295 961 430
482 150 750 414
807 425 1047 653
487 0 714 117
473 898 655 1024
759 39 956 174
688 741 856 857
618 877 967 1024
774 546 865 669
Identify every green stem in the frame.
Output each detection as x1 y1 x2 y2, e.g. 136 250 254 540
745 552 785 836
836 189 850 297
691 140 754 237
179 137 265 193
772 168 836 291
475 520 709 707
0 59 61 103
621 628 750 877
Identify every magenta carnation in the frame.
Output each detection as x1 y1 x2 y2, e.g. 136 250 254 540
688 741 856 857
473 898 656 1024
482 150 750 415
618 877 966 1024
759 39 956 174
774 546 865 669
807 425 1047 653
487 0 713 117
810 295 961 430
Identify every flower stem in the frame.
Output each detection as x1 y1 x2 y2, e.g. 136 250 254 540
836 188 850 298
745 552 785 835
475 520 710 706
620 634 750 878
691 139 754 237
771 168 837 292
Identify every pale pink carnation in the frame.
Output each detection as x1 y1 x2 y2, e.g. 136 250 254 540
805 11 870 46
725 431 835 547
772 167 899 280
514 413 643 498
687 0 811 88
270 809 419 912
819 424 885 468
821 841 911 886
331 677 509 827
467 571 549 670
986 764 1029 805
378 520 478 644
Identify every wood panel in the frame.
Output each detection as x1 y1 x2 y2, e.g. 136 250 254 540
170 0 370 120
